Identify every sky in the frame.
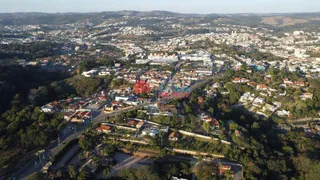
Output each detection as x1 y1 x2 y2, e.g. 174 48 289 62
0 0 319 14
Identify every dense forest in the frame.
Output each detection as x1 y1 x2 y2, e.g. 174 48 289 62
0 65 71 175
0 41 72 60
0 65 70 113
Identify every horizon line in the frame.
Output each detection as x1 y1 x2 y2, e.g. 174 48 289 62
0 9 319 15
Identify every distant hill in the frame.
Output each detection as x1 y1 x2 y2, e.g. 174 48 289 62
0 11 319 32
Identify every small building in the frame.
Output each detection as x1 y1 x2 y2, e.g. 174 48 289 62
142 127 159 137
234 130 242 137
295 81 305 87
97 125 113 133
136 121 146 129
134 80 151 94
256 84 268 91
247 81 257 87
210 119 220 130
301 92 313 100
168 132 181 141
232 78 241 83
219 165 234 177
128 119 138 127
41 105 54 113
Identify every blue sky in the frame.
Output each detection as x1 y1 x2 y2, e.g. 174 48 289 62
1 0 319 13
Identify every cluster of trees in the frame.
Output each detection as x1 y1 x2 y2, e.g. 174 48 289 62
77 61 98 74
0 41 69 60
109 166 160 180
220 108 320 179
110 78 133 89
0 105 64 175
212 44 283 62
66 76 105 97
155 161 191 179
0 66 73 176
0 65 69 113
180 67 320 179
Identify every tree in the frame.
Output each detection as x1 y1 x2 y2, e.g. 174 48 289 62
196 163 218 180
28 86 48 105
208 107 215 116
183 103 193 114
77 171 88 180
77 61 97 74
291 155 312 175
282 146 294 155
251 122 260 130
229 122 239 131
180 162 191 175
103 145 116 156
203 122 210 134
68 165 77 179
103 165 111 177
116 166 160 180
115 113 125 124
79 137 93 150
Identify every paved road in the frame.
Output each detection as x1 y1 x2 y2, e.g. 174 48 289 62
286 117 320 124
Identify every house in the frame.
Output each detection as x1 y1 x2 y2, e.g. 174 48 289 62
212 82 222 88
115 96 130 102
171 177 188 180
253 97 265 107
273 101 282 108
241 78 249 83
256 84 268 91
260 92 268 97
142 127 159 137
128 119 138 127
136 121 146 128
97 125 113 133
198 96 204 104
41 105 54 113
234 130 242 137
263 104 277 112
203 116 213 122
232 78 241 83
159 104 178 114
219 165 234 177
239 92 255 103
301 92 313 100
247 81 257 87
168 132 181 141
71 113 85 123
104 105 114 111
63 112 73 121
283 78 294 85
134 80 151 94
295 81 305 87
210 119 220 130
276 110 291 117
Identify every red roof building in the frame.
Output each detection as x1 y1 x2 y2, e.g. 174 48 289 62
134 80 150 94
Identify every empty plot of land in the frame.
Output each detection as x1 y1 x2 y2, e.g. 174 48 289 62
261 16 309 26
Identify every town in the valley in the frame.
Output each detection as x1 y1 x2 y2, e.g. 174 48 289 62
0 10 320 180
